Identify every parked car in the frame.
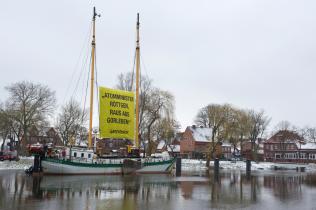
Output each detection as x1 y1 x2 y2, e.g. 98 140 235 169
0 152 10 161
0 150 17 161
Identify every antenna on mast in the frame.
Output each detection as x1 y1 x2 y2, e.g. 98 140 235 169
93 7 101 20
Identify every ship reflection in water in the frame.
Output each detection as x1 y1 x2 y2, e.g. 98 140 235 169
1 170 316 210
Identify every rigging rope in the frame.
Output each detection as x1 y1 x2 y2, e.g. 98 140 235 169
70 36 92 102
62 21 92 105
81 54 92 125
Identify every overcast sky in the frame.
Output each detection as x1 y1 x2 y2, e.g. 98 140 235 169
1 0 316 131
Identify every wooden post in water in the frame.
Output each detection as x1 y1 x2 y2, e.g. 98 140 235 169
176 157 182 176
32 154 43 176
214 158 219 179
246 159 251 178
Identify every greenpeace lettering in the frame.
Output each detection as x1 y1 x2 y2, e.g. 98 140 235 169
99 87 135 140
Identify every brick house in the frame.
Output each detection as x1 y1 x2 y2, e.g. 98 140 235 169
180 125 225 159
222 142 232 160
240 138 265 161
155 139 181 157
264 130 316 163
180 126 211 158
25 126 63 147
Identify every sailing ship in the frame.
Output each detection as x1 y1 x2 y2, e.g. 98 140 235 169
38 8 175 175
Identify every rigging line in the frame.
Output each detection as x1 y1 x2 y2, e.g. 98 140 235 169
62 21 93 105
140 52 150 79
71 40 92 101
79 50 91 108
130 28 137 91
82 55 92 125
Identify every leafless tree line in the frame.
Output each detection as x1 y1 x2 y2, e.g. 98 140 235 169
1 78 316 159
194 104 270 164
0 81 87 154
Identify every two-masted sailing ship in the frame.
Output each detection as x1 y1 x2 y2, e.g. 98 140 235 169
33 8 175 175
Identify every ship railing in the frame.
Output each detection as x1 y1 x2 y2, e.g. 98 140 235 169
143 156 172 163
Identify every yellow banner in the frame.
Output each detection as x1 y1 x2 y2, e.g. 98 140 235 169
99 87 135 140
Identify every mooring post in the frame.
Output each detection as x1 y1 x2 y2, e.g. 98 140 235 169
33 154 41 173
246 159 251 178
214 158 220 181
176 157 182 176
214 158 219 174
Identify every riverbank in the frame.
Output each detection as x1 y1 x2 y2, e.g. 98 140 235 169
182 159 316 171
0 156 33 170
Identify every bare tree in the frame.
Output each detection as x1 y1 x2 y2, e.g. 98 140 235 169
0 103 12 151
4 81 56 153
248 110 270 160
142 89 175 155
273 120 294 132
56 99 88 145
116 72 152 140
305 127 316 144
154 117 180 156
115 73 176 155
195 104 232 166
222 108 251 157
115 72 134 91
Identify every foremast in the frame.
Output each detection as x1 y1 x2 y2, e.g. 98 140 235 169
88 7 99 149
135 13 140 148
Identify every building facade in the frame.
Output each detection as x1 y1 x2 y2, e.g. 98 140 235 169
180 126 212 158
264 130 316 163
180 125 228 159
26 126 63 146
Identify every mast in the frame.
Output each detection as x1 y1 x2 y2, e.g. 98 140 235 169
88 7 99 149
135 13 140 148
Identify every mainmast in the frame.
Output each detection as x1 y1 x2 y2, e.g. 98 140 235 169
135 13 140 148
88 7 99 149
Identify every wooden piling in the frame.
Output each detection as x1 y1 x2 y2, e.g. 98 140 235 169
176 157 182 176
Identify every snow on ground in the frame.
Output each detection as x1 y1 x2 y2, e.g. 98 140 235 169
182 159 316 172
0 156 33 170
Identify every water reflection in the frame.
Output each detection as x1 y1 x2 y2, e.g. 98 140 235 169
1 170 316 210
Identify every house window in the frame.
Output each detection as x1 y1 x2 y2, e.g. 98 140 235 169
81 153 84 158
74 152 77 157
270 145 273 150
274 145 278 150
275 154 281 159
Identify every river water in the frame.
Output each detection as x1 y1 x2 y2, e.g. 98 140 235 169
1 170 316 210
